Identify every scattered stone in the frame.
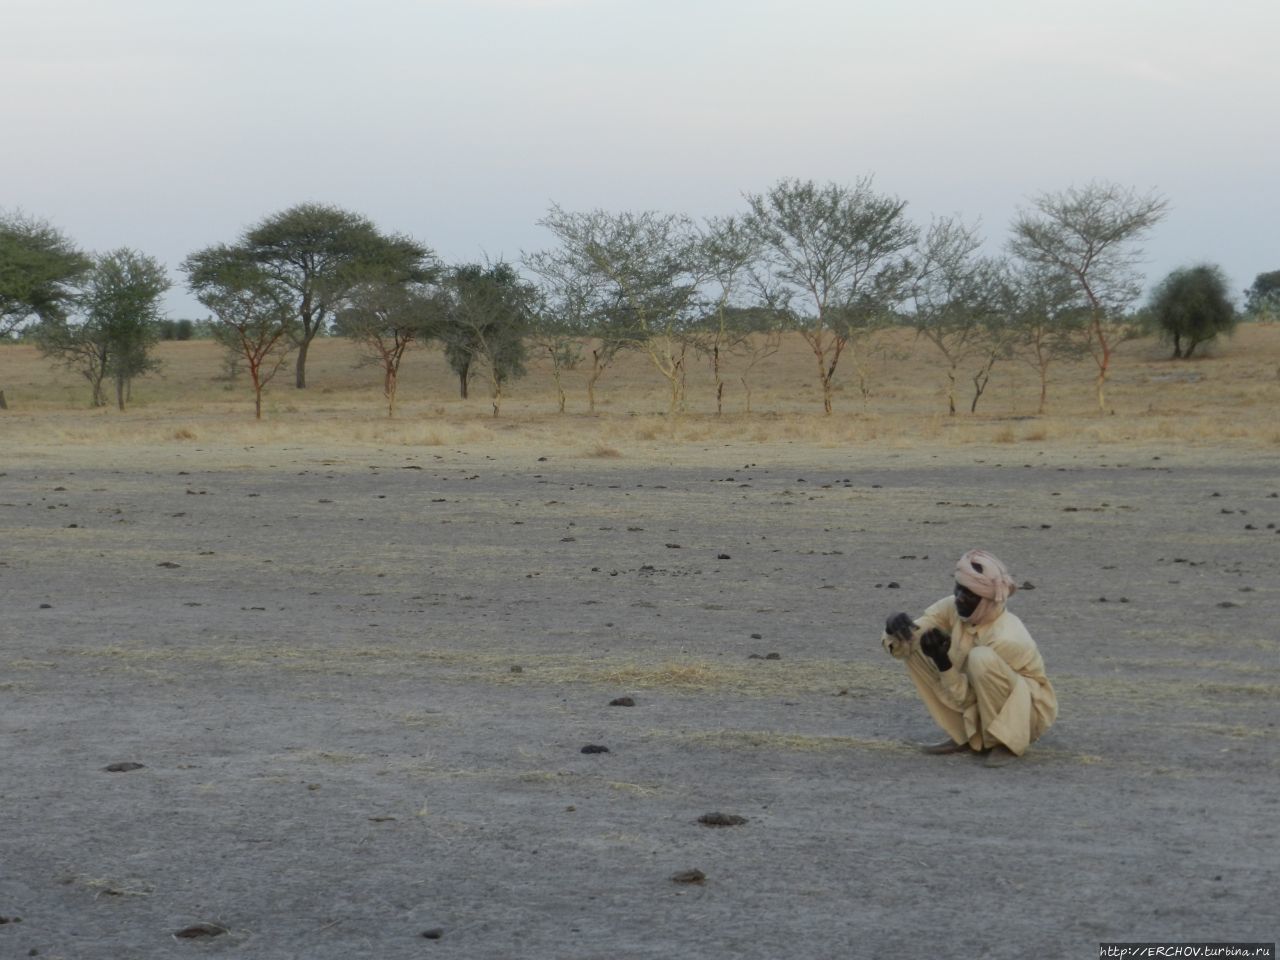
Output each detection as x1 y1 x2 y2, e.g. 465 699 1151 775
420 928 444 939
39 603 52 609
698 812 748 827
750 632 763 639
671 869 707 885
764 652 781 660
173 923 225 939
717 553 731 560
609 696 635 707
1218 601 1239 608
157 561 181 568
103 762 145 773
887 581 900 589
509 665 523 673
580 744 610 754
665 543 682 549
1021 581 1036 590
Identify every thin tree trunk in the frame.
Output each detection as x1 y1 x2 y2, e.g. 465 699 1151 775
294 337 310 389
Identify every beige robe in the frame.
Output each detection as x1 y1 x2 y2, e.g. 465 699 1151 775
882 596 1057 755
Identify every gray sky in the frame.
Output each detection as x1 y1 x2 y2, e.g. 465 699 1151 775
5 0 1277 317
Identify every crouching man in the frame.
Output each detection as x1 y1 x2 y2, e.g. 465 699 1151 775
882 549 1057 767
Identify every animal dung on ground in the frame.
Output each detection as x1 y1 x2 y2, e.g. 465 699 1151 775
103 762 145 773
174 923 226 939
580 744 610 754
698 812 748 827
671 869 707 885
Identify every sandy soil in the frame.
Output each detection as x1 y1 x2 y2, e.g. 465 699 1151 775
1 438 1276 959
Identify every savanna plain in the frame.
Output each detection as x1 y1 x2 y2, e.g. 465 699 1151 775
1 330 1277 959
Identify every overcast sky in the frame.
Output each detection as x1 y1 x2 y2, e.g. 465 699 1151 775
5 0 1276 317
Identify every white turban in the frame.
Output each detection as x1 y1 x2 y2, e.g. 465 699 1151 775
954 549 1017 627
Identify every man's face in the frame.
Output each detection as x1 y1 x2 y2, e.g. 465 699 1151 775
954 582 982 618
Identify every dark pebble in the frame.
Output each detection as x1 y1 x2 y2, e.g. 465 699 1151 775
421 928 444 940
1218 601 1239 608
764 652 781 660
104 762 145 773
750 633 762 639
39 603 52 609
174 923 225 939
698 812 748 827
581 744 610 754
1021 581 1036 590
671 869 707 885
609 697 635 707
717 553 731 560
887 581 900 589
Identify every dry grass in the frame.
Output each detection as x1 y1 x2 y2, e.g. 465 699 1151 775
68 643 896 699
668 729 912 754
2 324 1278 454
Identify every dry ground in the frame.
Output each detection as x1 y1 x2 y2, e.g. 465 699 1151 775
0 331 1277 958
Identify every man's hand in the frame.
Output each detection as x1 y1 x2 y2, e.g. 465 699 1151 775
919 628 952 671
885 612 914 642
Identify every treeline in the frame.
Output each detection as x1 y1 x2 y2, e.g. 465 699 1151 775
3 180 1278 417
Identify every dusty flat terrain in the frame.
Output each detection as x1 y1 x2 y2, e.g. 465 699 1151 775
1 436 1277 959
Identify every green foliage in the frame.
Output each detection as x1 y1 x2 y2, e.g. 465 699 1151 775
1148 264 1238 358
36 249 168 409
1244 270 1280 321
183 245 296 418
185 203 435 388
439 261 534 412
0 211 91 339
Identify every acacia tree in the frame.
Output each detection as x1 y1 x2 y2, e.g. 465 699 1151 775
696 215 765 415
1 212 90 339
1010 182 1168 412
1007 263 1089 415
37 249 168 410
907 219 1010 415
439 262 534 416
0 212 90 406
184 247 295 419
526 244 626 413
1148 264 1238 359
336 280 443 416
527 304 582 415
745 177 916 414
188 203 433 389
531 206 703 415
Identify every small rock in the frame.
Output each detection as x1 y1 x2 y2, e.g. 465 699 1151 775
750 633 762 640
887 581 900 589
698 812 748 827
39 603 52 609
609 696 635 707
157 561 181 569
581 744 610 754
1217 601 1239 608
764 652 781 660
665 543 682 549
104 762 145 773
671 869 707 885
421 928 444 940
717 553 731 560
1021 581 1036 590
509 665 523 673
